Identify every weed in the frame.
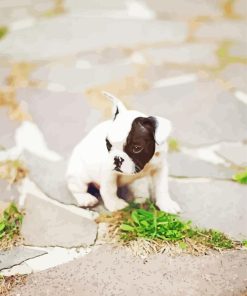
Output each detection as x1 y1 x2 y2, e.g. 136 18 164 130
0 26 8 39
0 203 24 250
233 170 247 184
97 201 241 255
168 138 180 152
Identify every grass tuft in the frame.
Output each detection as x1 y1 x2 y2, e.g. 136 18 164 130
233 170 247 184
168 138 180 152
97 201 241 255
0 26 8 39
0 203 24 250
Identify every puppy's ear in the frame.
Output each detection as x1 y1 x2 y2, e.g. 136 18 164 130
148 116 172 145
102 91 127 120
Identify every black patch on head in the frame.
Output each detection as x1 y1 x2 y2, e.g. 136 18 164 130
106 138 112 152
113 107 119 120
124 117 156 172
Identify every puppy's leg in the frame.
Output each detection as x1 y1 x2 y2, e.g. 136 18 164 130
100 172 128 212
152 159 180 214
67 176 99 207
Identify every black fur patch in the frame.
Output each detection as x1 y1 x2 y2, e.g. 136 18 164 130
106 138 112 152
124 117 156 172
113 107 119 120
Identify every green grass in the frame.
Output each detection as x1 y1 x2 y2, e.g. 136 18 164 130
242 240 247 248
233 170 247 184
102 201 240 252
168 138 180 152
0 203 24 250
0 26 8 39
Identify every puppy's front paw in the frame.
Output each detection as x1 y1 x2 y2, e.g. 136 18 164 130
105 198 128 212
73 193 99 207
156 199 181 214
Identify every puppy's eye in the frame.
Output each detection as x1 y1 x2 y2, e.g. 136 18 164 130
106 138 112 152
132 145 143 154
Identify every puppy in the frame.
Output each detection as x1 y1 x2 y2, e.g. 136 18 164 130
66 92 180 213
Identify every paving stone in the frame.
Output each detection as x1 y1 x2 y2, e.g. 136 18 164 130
217 143 247 167
21 194 98 247
0 246 47 271
220 64 247 93
0 65 9 87
195 20 247 41
31 63 134 92
133 79 247 146
0 200 9 216
168 152 235 179
229 42 247 57
17 88 101 157
145 0 222 18
22 151 76 205
145 65 194 85
76 47 129 65
0 179 19 203
0 108 19 149
170 179 247 240
235 0 247 17
145 43 218 66
0 17 187 61
65 0 126 12
1 261 33 276
10 245 247 296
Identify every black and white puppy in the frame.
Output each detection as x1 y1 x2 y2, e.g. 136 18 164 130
66 92 180 213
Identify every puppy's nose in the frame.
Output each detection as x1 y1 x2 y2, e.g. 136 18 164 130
114 156 124 167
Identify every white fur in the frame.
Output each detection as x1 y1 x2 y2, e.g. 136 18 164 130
66 93 180 213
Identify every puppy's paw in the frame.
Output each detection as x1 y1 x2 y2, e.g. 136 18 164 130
73 193 99 207
105 198 128 212
156 199 181 214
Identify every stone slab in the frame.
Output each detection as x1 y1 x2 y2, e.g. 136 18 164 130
10 245 247 296
220 64 247 93
168 152 235 179
17 88 101 157
0 108 19 149
133 79 247 146
0 179 19 203
31 63 134 92
170 179 247 240
0 65 9 87
22 151 76 205
0 246 46 271
0 17 187 61
65 0 126 12
0 200 9 216
229 43 247 58
145 43 218 66
217 143 247 167
21 194 98 247
145 0 222 18
235 0 247 17
195 20 247 41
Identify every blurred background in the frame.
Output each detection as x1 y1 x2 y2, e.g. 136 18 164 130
0 0 247 288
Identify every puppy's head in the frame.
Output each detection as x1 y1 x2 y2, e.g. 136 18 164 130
103 92 171 175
